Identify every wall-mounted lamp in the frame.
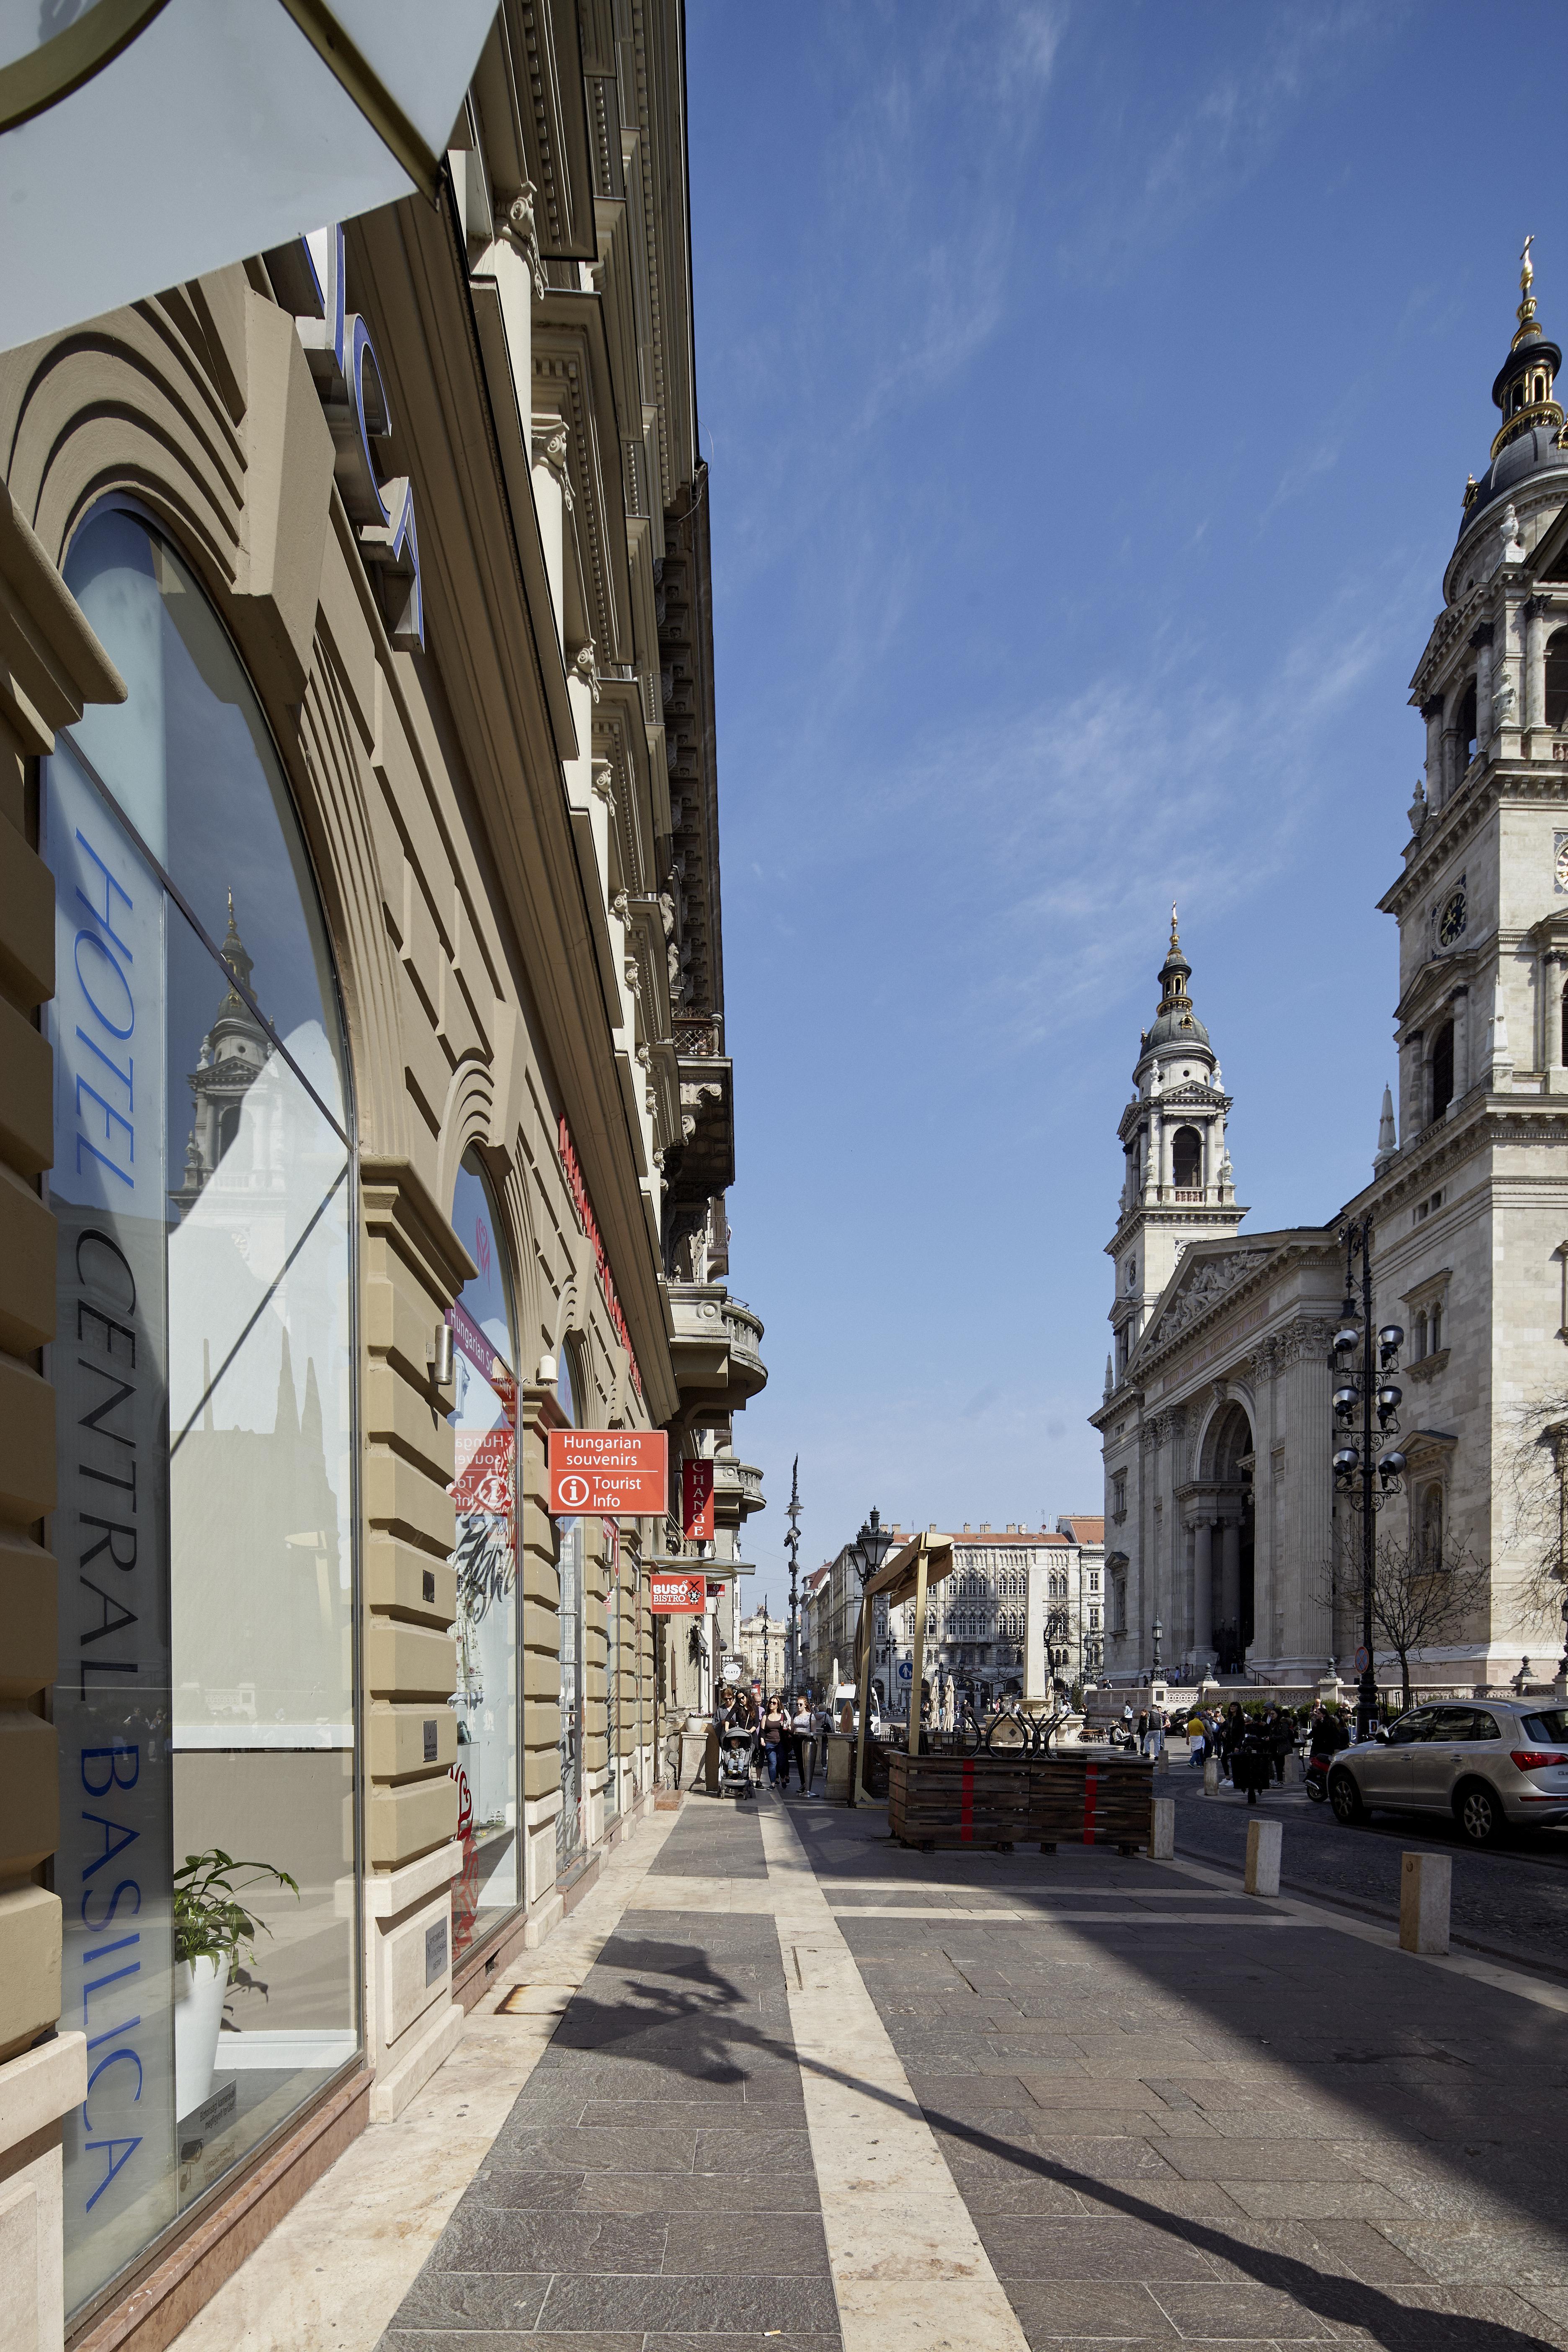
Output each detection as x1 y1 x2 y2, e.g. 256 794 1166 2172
431 1320 454 1388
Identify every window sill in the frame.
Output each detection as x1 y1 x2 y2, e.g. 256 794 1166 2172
1406 1349 1450 1383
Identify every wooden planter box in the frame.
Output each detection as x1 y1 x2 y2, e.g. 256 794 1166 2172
1029 1754 1153 1851
887 1751 1029 1849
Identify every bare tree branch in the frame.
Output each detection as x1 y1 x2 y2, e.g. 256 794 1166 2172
1322 1527 1490 1715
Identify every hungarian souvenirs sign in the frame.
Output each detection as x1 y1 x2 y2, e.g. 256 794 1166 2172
548 1427 667 1514
650 1572 706 1613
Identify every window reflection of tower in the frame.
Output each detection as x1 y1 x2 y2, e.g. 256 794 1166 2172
170 893 273 1220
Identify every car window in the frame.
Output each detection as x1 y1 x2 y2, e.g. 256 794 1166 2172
1389 1709 1436 1744
1468 1711 1503 1741
1432 1706 1480 1740
1521 1709 1568 1743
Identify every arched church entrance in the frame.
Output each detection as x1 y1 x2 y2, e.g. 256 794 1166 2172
1203 1400 1255 1674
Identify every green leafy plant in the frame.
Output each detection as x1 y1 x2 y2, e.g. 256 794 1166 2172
173 1848 299 1973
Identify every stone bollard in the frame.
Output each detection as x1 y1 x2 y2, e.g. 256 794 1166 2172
1282 1751 1304 1787
1244 1817 1282 1897
824 1735 852 1800
1155 1747 1171 1774
1203 1756 1219 1796
1150 1796 1175 1859
1400 1852 1451 1955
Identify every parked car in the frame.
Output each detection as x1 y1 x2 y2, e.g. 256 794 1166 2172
1327 1700 1568 1845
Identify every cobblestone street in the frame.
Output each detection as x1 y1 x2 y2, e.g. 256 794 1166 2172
178 1790 1568 2352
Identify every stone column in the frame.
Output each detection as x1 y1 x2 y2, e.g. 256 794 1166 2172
1470 624 1494 747
1285 1323 1335 1664
1421 697 1445 803
1547 954 1565 1082
1220 1519 1241 1643
1451 991 1469 1100
1193 1520 1213 1653
1524 596 1550 746
1442 723 1460 802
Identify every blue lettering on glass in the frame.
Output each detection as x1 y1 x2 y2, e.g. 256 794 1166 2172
73 931 134 1040
73 830 135 960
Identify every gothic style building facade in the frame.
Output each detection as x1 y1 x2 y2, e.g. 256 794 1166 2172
1093 253 1568 1691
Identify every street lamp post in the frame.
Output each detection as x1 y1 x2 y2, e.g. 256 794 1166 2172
849 1507 897 1806
1330 1216 1405 1742
784 1457 802 1694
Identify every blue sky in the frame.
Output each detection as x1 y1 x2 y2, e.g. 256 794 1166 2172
685 0 1568 1616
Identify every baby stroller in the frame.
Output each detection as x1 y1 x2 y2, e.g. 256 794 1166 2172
717 1720 756 1801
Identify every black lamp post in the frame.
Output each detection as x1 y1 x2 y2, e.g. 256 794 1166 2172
854 1507 897 1708
1331 1216 1405 1742
784 1457 802 1694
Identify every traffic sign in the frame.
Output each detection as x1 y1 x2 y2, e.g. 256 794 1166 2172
897 1659 913 1681
549 1428 666 1514
650 1572 705 1613
1354 1644 1371 1672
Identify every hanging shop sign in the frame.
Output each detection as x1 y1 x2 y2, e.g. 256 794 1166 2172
548 1427 666 1514
650 1573 706 1614
681 1457 714 1541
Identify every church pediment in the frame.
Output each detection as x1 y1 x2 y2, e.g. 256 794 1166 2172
1156 1081 1228 1109
1135 1244 1273 1358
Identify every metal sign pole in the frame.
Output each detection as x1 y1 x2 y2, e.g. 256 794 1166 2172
908 1533 929 1758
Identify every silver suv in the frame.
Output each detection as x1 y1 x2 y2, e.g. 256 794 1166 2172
1328 1700 1568 1845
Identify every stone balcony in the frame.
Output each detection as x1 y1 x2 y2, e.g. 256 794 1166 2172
714 1452 766 1522
665 1280 769 1417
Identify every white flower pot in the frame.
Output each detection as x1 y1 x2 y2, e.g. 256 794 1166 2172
174 1953 230 2117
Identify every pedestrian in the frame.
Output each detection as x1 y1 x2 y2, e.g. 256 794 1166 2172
776 1698 792 1790
1269 1706 1295 1785
762 1695 786 1788
1219 1702 1246 1785
1232 1711 1270 1804
792 1695 815 1792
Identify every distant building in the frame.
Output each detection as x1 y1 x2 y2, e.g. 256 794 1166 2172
735 1604 787 1693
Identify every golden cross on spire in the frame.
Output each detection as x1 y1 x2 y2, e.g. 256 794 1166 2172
1170 900 1179 949
1520 232 1538 327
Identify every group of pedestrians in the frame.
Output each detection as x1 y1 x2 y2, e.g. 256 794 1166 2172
1184 1700 1302 1803
714 1686 832 1795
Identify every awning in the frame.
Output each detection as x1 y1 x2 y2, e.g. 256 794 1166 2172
853 1534 960 1674
0 0 499 351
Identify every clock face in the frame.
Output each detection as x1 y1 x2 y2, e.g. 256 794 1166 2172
1438 887 1467 947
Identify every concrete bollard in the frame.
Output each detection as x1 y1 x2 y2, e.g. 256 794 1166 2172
1203 1756 1219 1796
1400 1852 1451 1955
1155 1746 1171 1774
1150 1797 1175 1859
1244 1817 1282 1897
1282 1751 1304 1787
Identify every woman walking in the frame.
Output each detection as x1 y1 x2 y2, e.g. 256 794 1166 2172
762 1695 786 1788
792 1696 815 1794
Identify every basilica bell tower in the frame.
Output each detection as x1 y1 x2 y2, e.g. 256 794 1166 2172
1105 912 1247 1389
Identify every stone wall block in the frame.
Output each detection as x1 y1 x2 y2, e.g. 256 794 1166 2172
0 823 52 1007
0 1174 53 1355
0 1356 54 1524
0 997 52 1175
363 1533 456 1627
366 1777 458 1869
362 1447 457 1558
364 1617 457 1701
366 1702 458 1779
0 1707 57 1878
0 1885 60 2061
363 1357 455 1484
0 1531 54 1700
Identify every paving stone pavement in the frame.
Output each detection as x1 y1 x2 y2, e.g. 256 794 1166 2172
379 1788 1568 2350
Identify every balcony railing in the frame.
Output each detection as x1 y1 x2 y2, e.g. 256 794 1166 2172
722 1298 764 1363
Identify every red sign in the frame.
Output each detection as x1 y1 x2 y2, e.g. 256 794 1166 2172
681 1458 714 1541
707 1579 725 1597
650 1572 706 1613
548 1428 667 1514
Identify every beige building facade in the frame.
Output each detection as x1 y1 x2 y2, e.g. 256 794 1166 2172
0 6 764 2349
1094 261 1568 1696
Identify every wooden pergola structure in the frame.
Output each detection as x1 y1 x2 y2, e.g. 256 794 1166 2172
848 1529 962 1804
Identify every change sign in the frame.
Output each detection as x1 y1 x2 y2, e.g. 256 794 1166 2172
548 1428 667 1514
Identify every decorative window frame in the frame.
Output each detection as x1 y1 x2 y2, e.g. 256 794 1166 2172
1400 1267 1452 1378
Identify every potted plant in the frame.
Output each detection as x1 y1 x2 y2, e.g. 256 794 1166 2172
173 1848 298 2117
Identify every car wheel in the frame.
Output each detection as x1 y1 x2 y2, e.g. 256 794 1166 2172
1328 1769 1365 1824
1457 1781 1504 1846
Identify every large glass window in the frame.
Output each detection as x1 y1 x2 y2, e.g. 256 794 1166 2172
47 508 357 2322
446 1154 518 1962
